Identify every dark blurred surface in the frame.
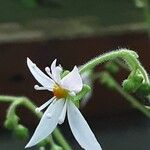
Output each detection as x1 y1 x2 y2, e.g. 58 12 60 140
1 111 149 150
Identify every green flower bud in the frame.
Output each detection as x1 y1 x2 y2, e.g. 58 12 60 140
123 71 144 93
14 124 29 139
104 62 119 74
122 79 136 93
132 73 143 83
4 115 19 130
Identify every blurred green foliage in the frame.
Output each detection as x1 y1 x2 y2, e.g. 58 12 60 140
0 0 143 25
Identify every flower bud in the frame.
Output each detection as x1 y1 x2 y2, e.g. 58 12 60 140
123 72 144 93
14 124 29 139
122 79 136 93
132 73 143 83
4 115 18 130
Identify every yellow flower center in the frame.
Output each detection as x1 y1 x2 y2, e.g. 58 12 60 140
53 85 68 99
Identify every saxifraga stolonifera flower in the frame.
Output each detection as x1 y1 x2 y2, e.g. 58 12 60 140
25 58 102 150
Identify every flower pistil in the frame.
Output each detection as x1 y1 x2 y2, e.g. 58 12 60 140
52 85 68 99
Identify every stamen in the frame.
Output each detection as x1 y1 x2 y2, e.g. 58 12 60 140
58 101 67 124
35 97 55 112
52 99 57 105
34 85 50 90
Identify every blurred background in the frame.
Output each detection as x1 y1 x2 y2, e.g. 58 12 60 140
0 0 150 149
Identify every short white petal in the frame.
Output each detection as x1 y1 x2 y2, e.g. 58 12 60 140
50 59 62 84
25 99 65 148
67 101 102 150
27 58 55 89
50 59 57 81
61 66 83 93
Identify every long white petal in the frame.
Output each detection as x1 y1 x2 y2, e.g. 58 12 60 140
67 101 102 150
35 97 55 112
61 66 83 93
25 99 65 148
27 58 55 90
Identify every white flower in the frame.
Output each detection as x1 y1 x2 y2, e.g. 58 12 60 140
25 58 102 150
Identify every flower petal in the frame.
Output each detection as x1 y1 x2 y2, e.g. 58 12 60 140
51 59 57 74
25 99 65 148
67 101 102 150
27 58 55 90
61 66 83 93
51 59 62 84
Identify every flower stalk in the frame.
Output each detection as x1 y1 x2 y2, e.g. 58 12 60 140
79 49 149 83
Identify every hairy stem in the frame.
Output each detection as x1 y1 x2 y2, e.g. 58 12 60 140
79 49 149 83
